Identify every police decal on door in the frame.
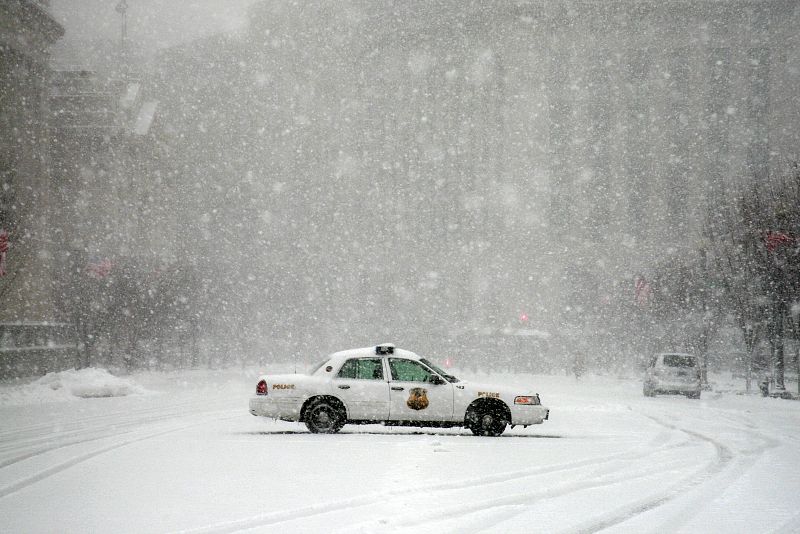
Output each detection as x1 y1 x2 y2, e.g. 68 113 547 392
407 388 429 410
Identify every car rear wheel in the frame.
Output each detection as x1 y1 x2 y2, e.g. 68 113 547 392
305 401 345 434
685 390 701 399
467 405 507 437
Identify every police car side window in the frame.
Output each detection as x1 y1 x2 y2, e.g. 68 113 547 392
388 358 432 382
338 358 384 380
337 359 357 379
357 358 383 380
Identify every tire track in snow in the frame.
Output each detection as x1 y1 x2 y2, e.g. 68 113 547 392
563 409 780 534
0 410 240 499
345 413 728 534
0 403 230 469
773 511 800 534
0 399 200 438
169 432 697 534
620 412 782 534
1 411 184 463
563 414 735 534
383 429 716 533
0 399 202 452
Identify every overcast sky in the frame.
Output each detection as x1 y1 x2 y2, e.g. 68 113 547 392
50 0 260 56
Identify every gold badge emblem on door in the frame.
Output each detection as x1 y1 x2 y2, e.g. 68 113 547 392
407 388 429 410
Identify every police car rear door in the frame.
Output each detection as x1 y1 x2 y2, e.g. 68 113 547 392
333 357 390 421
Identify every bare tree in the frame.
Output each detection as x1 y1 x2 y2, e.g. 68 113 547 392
704 163 800 393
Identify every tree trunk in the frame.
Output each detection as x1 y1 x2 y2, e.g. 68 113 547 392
773 301 786 390
796 343 800 397
698 321 710 389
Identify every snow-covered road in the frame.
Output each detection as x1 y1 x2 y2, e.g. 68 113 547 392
1 369 799 533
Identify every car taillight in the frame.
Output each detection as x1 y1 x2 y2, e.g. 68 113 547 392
256 380 268 395
515 395 540 405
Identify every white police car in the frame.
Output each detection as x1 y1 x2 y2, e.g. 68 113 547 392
249 343 549 436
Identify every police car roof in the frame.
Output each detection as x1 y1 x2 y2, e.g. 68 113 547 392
327 346 421 363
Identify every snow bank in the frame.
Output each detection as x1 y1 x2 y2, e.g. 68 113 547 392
0 368 144 405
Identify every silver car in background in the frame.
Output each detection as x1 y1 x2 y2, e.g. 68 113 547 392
643 353 701 399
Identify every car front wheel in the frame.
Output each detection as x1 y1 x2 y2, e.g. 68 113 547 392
305 401 345 434
467 405 507 437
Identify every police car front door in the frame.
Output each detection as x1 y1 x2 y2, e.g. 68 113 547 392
387 358 454 422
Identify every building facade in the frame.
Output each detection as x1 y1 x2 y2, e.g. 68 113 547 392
0 0 64 322
346 0 800 332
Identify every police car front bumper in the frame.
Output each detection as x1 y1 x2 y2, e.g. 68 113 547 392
510 403 549 426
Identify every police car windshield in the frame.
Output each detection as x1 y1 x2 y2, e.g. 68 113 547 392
308 360 329 374
421 358 459 383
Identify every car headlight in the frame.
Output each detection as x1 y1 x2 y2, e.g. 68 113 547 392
514 395 540 405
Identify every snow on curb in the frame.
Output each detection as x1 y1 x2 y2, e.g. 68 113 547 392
0 368 145 405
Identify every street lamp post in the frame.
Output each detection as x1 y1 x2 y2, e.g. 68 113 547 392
116 0 128 81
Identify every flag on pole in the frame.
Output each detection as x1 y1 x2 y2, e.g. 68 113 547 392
765 231 793 252
634 275 652 307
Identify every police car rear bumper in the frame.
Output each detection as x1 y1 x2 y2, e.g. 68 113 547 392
249 396 303 420
654 379 700 392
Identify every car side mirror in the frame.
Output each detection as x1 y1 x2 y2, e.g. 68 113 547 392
428 375 445 385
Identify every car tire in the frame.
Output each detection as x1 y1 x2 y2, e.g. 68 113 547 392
467 405 507 437
686 390 701 399
305 400 345 434
643 383 656 397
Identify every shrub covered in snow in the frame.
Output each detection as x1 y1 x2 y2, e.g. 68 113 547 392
0 368 144 405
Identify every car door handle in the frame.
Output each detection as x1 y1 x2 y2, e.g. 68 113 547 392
391 386 404 391
338 385 350 390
